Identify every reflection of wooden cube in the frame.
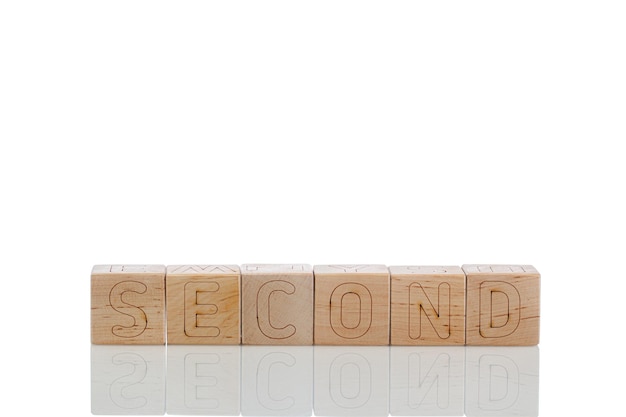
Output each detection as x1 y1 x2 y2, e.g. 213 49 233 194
241 346 313 415
314 265 390 345
91 265 165 344
314 346 389 416
166 265 241 345
241 264 314 345
390 266 466 345
464 265 540 346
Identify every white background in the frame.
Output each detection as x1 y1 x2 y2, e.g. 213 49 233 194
1 1 625 416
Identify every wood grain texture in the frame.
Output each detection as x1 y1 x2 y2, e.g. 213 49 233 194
241 264 314 345
390 266 466 345
91 264 165 344
314 264 390 345
463 264 540 346
166 265 241 345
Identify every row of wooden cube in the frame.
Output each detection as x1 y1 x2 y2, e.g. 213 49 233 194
91 264 540 346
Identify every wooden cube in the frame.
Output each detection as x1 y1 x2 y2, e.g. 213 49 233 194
166 265 241 345
241 264 314 345
91 265 165 344
464 264 540 346
314 265 390 345
390 265 466 345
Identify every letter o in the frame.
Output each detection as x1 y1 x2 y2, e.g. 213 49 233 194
330 283 372 339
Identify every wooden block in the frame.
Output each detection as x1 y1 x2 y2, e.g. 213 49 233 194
390 265 466 345
166 265 241 345
241 264 314 345
464 264 540 346
314 265 390 345
91 265 165 344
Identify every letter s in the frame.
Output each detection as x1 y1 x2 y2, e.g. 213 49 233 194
109 281 148 338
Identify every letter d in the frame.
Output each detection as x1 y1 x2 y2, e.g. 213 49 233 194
479 281 521 338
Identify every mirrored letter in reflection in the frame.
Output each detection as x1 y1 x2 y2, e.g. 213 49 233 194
390 346 464 416
91 345 165 415
241 346 313 416
315 346 389 416
465 346 539 417
167 345 240 415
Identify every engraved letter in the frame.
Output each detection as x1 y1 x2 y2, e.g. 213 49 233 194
257 281 297 339
185 282 220 337
109 281 148 338
479 281 521 338
330 283 372 339
409 282 451 339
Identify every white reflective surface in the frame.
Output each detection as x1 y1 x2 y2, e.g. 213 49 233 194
91 346 539 416
167 346 240 415
315 347 389 416
91 346 166 415
465 347 539 417
390 347 465 416
241 346 313 416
